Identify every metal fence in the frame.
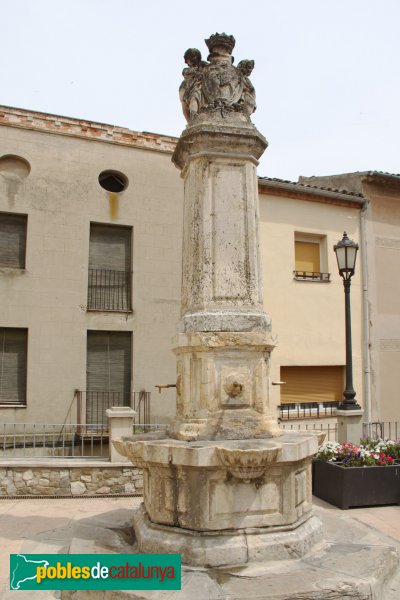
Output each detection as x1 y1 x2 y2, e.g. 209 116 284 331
279 421 338 442
362 421 399 441
0 423 108 459
87 269 132 311
76 390 150 429
278 402 339 421
0 422 167 460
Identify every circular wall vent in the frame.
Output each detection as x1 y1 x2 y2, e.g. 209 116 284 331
98 170 128 193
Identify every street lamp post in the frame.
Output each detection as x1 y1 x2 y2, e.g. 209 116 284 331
334 232 362 411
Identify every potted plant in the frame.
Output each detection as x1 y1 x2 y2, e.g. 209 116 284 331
313 439 400 509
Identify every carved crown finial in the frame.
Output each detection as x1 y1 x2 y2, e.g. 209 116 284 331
205 32 235 57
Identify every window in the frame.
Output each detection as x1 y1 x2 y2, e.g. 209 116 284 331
0 213 27 268
294 233 330 282
0 328 27 406
86 331 132 426
279 366 343 419
87 224 132 311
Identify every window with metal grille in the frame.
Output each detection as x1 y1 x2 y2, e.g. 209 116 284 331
0 328 27 406
293 233 330 282
86 331 132 426
87 223 132 311
0 213 27 268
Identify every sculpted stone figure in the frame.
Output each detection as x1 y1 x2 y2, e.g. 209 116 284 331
179 48 206 121
179 33 257 121
237 59 257 116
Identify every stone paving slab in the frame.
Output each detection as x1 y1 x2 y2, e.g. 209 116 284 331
0 496 399 599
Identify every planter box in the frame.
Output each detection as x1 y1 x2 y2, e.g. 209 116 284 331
313 460 400 509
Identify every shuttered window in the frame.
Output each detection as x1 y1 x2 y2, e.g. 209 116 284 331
280 366 343 404
295 241 320 273
87 224 132 311
0 328 27 406
0 213 27 268
86 331 132 425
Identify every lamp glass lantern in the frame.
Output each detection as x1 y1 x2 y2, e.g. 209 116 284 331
334 232 358 280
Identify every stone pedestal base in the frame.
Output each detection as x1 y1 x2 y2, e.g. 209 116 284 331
133 503 322 567
337 409 364 444
114 431 325 567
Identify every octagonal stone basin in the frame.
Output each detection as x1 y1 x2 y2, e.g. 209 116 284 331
217 440 281 483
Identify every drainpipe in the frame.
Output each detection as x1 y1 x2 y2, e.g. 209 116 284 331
360 200 371 422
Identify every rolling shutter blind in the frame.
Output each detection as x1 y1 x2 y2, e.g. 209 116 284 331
86 331 132 424
295 241 320 273
89 224 131 272
280 366 343 404
0 214 27 268
0 328 27 405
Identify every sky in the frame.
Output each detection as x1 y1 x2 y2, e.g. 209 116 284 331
1 0 399 180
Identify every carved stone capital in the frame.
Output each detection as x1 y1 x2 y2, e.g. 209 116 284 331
172 118 268 171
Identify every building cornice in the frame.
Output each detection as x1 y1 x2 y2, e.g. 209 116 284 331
0 105 178 154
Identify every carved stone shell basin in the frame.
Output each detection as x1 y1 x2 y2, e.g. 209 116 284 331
217 440 281 483
112 439 127 458
113 439 146 468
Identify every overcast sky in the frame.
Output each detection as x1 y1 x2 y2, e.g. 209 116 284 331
1 0 399 180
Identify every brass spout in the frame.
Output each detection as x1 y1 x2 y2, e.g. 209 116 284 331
155 384 177 394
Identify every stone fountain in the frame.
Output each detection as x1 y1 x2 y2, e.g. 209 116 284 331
114 32 324 568
62 33 399 600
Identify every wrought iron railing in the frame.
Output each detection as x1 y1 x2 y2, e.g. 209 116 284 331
362 421 399 440
278 401 339 420
293 271 330 282
0 423 108 459
0 421 166 460
279 421 338 442
76 390 150 429
87 269 132 311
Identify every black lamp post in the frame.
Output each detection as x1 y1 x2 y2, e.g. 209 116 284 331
334 232 362 411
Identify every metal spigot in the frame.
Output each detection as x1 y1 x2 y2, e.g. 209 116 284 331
155 384 177 393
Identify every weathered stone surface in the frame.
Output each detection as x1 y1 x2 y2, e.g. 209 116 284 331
80 475 92 483
116 32 324 572
71 481 86 495
0 465 142 496
22 469 33 481
179 33 257 123
96 486 111 494
59 503 400 599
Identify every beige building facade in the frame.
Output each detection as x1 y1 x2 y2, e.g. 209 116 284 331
0 105 391 429
0 106 182 426
302 172 400 422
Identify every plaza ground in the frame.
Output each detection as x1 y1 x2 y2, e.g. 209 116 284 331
0 496 399 599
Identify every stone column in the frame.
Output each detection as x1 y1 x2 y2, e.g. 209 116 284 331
170 114 278 441
117 33 323 567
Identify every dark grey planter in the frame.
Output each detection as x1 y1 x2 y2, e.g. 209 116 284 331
313 460 400 509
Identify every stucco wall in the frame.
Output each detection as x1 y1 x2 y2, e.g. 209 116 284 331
259 192 363 409
0 125 183 425
0 116 366 426
363 182 400 421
